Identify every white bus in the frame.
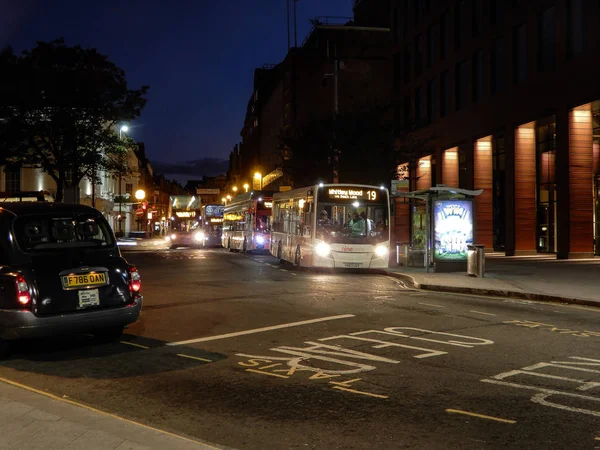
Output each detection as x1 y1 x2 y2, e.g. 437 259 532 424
271 183 390 269
222 191 273 252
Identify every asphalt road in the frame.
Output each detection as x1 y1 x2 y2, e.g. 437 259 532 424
1 247 600 449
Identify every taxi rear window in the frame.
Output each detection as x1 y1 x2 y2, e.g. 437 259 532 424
13 214 115 252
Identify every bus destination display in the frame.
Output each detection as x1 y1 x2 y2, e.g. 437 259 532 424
323 187 380 202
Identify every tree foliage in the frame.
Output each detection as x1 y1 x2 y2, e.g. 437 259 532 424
0 38 149 201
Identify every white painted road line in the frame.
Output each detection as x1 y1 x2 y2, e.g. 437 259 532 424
418 302 445 308
167 314 356 346
470 310 497 317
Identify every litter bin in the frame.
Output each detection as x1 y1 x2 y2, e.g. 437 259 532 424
467 244 485 277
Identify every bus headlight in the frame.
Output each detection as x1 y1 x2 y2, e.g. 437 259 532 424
193 232 204 242
315 242 331 257
171 233 176 240
375 245 389 257
255 235 265 244
164 236 171 242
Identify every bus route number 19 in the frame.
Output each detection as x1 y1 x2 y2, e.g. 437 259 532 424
367 190 377 201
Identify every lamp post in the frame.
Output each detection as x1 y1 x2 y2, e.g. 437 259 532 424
135 189 145 232
254 172 262 190
243 183 249 193
232 186 238 196
117 125 128 236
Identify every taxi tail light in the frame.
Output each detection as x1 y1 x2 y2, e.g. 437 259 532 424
15 274 31 306
128 266 141 294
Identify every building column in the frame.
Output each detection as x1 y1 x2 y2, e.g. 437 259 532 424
474 136 493 250
566 104 594 258
504 125 516 256
442 147 459 187
514 122 537 255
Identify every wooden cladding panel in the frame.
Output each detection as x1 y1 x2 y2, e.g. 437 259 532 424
416 158 432 190
514 124 537 252
474 140 493 249
394 198 410 243
569 109 594 254
442 148 459 187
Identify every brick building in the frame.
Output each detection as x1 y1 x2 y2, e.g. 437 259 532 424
392 0 600 258
232 0 392 191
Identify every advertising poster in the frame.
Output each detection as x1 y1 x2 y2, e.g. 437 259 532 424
433 199 473 261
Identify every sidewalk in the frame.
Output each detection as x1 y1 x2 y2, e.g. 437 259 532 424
384 253 600 306
0 378 223 450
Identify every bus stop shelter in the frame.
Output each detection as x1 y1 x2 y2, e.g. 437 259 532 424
395 185 483 273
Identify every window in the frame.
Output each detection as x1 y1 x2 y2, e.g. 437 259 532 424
491 37 505 94
440 71 449 117
4 166 20 193
454 0 466 49
427 25 436 68
440 11 449 60
538 7 556 71
472 0 483 36
490 0 504 25
455 60 468 111
125 183 133 195
513 23 527 83
427 78 436 124
404 47 411 83
492 134 506 250
415 86 425 125
472 49 484 102
536 116 557 253
415 34 424 76
567 0 585 58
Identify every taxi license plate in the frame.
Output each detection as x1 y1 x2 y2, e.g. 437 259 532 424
62 272 107 289
78 289 100 308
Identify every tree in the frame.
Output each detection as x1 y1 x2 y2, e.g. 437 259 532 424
0 38 149 201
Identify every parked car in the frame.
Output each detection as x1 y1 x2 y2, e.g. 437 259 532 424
165 229 204 249
0 202 142 357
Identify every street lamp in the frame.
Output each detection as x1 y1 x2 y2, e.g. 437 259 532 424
254 172 262 190
117 125 129 236
222 197 227 204
119 125 129 139
135 189 145 201
243 183 249 192
232 186 238 193
226 195 232 201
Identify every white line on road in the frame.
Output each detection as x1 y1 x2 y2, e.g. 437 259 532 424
166 314 356 346
418 302 445 308
470 310 497 317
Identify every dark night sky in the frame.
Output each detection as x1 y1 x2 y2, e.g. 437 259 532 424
1 0 354 182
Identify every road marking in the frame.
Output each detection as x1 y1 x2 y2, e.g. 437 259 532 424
418 302 445 308
176 354 212 363
470 310 497 317
167 314 356 346
446 409 516 424
280 269 288 272
331 386 388 399
120 341 149 349
0 376 220 448
291 272 297 276
246 368 289 379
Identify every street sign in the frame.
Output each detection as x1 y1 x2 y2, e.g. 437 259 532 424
135 208 144 218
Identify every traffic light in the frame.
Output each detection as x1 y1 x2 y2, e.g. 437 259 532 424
142 201 148 210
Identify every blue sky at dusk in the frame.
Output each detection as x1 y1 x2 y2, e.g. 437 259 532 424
1 0 354 180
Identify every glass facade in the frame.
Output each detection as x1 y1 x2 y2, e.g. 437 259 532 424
492 134 506 251
592 101 600 255
536 116 557 253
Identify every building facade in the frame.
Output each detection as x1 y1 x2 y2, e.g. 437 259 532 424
392 0 600 258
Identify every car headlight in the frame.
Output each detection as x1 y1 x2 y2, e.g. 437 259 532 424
255 235 265 244
193 232 204 242
375 245 389 257
165 236 171 242
171 233 176 240
315 242 331 257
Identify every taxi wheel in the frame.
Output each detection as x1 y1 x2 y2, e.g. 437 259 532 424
95 326 124 343
294 246 301 266
242 239 247 253
228 239 235 252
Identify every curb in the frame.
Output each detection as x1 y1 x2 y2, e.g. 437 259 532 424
382 270 600 308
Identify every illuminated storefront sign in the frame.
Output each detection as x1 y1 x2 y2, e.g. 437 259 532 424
175 211 196 218
433 200 473 261
210 218 223 223
323 186 381 202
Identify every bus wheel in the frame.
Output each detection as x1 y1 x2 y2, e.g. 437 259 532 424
242 239 247 253
294 246 301 266
277 242 283 263
228 238 234 252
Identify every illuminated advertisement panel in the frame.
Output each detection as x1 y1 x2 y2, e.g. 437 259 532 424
433 199 473 261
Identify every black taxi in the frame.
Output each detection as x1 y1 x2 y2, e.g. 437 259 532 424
0 202 142 357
